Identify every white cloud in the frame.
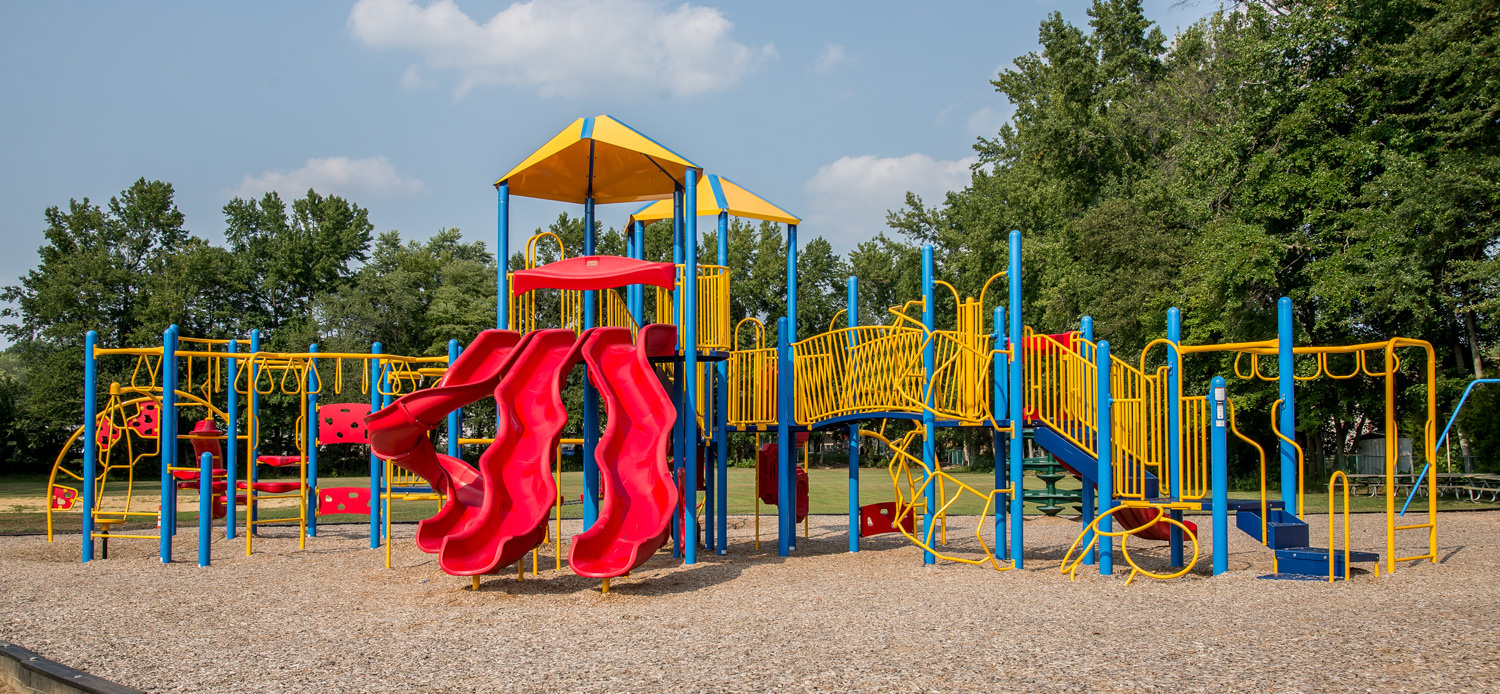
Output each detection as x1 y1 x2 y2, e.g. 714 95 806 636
815 43 849 71
966 106 1007 136
348 0 774 99
802 154 977 249
229 156 425 200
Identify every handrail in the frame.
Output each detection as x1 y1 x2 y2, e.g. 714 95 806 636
1226 399 1268 545
1270 398 1305 516
1400 378 1500 515
1327 471 1350 582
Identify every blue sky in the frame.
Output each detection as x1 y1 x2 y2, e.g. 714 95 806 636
0 0 1218 305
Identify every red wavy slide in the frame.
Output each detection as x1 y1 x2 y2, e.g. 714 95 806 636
366 329 521 553
568 324 680 578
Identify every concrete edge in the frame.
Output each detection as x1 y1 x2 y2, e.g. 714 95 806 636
0 641 143 694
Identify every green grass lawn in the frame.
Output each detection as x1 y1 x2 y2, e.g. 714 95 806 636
6 467 1494 537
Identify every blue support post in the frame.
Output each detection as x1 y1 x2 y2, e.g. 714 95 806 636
582 195 601 531
1210 377 1228 575
669 187 684 556
497 183 509 330
847 276 860 553
306 343 319 537
1080 315 1096 565
368 342 383 548
1097 340 1114 575
715 212 729 555
447 339 461 460
630 220 647 323
198 452 212 567
81 331 98 562
380 355 393 539
785 223 798 552
225 340 238 540
1277 296 1297 516
1007 231 1024 568
776 316 793 557
921 245 936 565
161 324 178 562
1167 307 1184 567
992 308 1008 561
249 329 261 533
683 169 699 565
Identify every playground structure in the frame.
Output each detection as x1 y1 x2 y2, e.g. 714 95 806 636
47 114 1447 585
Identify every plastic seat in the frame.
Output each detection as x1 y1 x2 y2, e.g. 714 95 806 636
239 480 302 494
256 455 302 467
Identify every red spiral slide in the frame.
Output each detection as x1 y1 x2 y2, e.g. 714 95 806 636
568 324 680 578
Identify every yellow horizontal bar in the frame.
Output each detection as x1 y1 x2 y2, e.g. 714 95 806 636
1178 340 1277 354
94 511 159 517
458 438 495 445
94 534 161 540
1393 522 1436 531
1393 553 1435 563
94 347 164 356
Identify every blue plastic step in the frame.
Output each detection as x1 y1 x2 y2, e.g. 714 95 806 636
1271 547 1379 579
1236 508 1310 549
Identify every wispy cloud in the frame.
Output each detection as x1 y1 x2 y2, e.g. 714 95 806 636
228 156 425 200
802 153 977 249
348 0 775 99
966 106 1007 136
815 43 850 71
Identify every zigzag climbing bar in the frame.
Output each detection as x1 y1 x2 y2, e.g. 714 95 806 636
1060 501 1201 584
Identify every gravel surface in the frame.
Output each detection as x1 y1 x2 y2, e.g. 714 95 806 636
2 510 1495 693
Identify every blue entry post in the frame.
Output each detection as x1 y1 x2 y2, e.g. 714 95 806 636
497 183 509 330
368 342 383 548
785 223 798 551
161 324 178 562
1096 340 1114 575
1209 377 1228 575
447 339 461 459
669 188 685 557
920 244 936 565
847 276 860 553
1007 230 1025 568
380 360 394 540
1079 316 1096 565
198 452 213 567
583 195 601 532
225 340 238 540
81 331 98 562
249 329 261 533
991 308 1008 561
629 220 647 322
306 344 319 537
683 168 700 565
1167 308 1184 567
1277 296 1297 516
715 212 730 555
776 316 793 557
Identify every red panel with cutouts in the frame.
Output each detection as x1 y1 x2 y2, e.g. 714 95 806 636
128 402 160 437
317 487 371 516
860 501 915 537
95 417 122 447
51 486 78 511
317 403 372 446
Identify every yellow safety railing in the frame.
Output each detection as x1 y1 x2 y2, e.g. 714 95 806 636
1327 470 1350 582
1179 396 1209 501
1270 399 1305 516
791 325 924 424
1060 501 1200 584
1225 399 1269 545
727 319 776 427
652 264 731 352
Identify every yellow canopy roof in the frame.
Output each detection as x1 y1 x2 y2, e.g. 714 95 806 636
494 115 701 205
627 174 801 226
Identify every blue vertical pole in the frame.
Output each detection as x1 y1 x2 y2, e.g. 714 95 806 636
683 169 699 565
1167 307 1184 567
1209 377 1228 575
161 324 178 562
198 451 212 567
630 220 646 323
497 183 509 330
447 339 461 460
776 316 792 557
582 195 600 531
1097 340 1114 575
225 340 238 540
847 275 860 553
248 329 261 533
785 223 798 552
1080 315 1096 565
380 360 393 540
670 187 685 556
1277 296 1297 516
306 343 319 537
715 211 730 555
368 342 382 548
81 331 98 562
1007 230 1025 568
920 245 936 565
992 308 1008 561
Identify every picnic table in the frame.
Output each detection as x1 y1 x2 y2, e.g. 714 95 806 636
1345 472 1500 502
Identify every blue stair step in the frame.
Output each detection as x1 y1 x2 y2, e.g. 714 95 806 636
1236 508 1309 549
1270 547 1379 579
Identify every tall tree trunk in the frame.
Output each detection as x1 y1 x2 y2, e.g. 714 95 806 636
1465 310 1485 378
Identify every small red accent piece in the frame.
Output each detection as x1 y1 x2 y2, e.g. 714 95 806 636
1113 506 1198 542
510 255 677 296
859 501 915 537
127 402 159 437
256 455 301 467
237 480 301 494
51 487 77 510
95 417 122 447
318 403 372 445
317 487 371 516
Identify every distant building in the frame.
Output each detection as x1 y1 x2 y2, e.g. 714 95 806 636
1353 434 1413 475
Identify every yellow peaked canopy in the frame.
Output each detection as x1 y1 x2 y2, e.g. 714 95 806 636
627 174 801 226
494 115 701 205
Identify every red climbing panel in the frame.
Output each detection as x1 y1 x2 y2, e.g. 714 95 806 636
859 502 915 537
51 487 78 511
317 403 371 445
510 255 677 295
317 487 372 516
127 402 159 437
